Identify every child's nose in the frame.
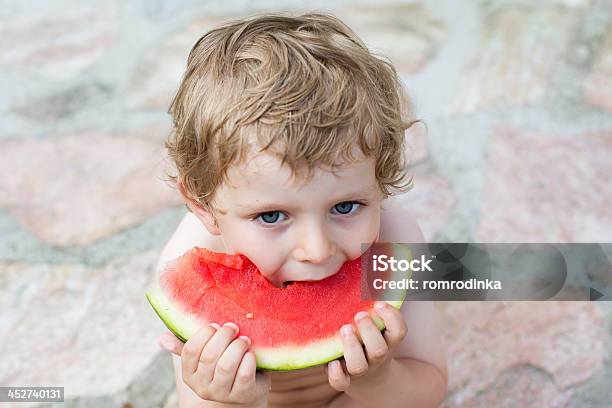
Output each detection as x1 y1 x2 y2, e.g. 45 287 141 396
293 222 335 264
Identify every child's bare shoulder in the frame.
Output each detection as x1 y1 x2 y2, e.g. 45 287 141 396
380 199 447 376
380 198 425 244
156 212 225 272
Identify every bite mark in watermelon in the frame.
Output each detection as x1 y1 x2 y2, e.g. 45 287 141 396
146 246 409 371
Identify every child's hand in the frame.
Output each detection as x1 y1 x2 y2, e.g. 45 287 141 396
327 301 407 391
158 324 270 407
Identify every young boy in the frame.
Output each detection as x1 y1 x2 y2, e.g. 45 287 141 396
155 12 447 407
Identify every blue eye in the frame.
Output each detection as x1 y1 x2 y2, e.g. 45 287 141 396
257 211 285 224
333 201 361 215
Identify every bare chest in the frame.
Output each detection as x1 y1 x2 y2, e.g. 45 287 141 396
268 365 342 408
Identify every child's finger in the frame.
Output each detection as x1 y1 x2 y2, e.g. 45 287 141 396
181 325 218 376
373 302 408 347
158 332 184 356
339 324 368 377
210 336 251 395
232 350 258 395
327 360 350 391
353 312 389 365
195 322 240 384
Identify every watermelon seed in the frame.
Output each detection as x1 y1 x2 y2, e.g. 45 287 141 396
246 312 254 319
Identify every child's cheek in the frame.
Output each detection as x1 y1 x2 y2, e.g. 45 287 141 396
348 220 381 260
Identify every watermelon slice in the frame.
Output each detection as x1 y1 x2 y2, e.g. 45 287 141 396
146 245 410 371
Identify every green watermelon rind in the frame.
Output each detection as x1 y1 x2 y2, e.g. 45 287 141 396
146 288 405 371
146 288 402 371
146 243 411 371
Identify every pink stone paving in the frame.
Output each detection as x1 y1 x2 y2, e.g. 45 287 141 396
478 126 612 242
0 251 163 398
0 127 182 246
450 6 580 114
449 365 574 408
0 3 119 81
440 301 605 407
339 3 448 75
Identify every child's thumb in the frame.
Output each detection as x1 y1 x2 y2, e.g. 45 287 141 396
157 332 184 356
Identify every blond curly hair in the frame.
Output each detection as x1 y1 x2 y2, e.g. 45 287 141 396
165 12 419 211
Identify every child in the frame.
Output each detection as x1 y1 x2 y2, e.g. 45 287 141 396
155 12 447 407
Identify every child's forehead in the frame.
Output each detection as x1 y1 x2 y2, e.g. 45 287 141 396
224 151 376 191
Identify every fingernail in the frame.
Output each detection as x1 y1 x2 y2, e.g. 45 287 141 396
223 322 239 333
341 324 354 336
239 335 251 345
354 311 369 321
374 302 387 310
209 323 221 330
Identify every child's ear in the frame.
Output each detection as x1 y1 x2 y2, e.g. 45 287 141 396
178 181 221 236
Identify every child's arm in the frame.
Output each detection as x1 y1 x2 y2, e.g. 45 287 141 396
155 211 214 275
381 202 448 405
326 200 448 407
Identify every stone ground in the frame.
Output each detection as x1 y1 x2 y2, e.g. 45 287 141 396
1 0 611 407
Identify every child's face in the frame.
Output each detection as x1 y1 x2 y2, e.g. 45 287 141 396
201 151 383 288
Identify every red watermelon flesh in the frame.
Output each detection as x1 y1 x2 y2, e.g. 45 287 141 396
146 246 407 371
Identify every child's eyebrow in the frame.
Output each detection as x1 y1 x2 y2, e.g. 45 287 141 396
236 188 376 211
